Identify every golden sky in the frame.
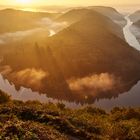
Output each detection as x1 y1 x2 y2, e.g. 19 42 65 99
0 0 140 7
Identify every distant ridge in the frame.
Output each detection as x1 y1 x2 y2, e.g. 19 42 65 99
0 8 59 33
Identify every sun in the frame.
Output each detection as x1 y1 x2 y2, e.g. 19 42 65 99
16 0 32 5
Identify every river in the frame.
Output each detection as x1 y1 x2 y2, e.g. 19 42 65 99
123 15 140 51
95 15 140 110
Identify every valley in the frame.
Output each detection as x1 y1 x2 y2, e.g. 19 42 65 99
0 2 140 139
0 6 140 107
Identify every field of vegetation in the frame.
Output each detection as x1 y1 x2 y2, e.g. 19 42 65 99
0 90 140 140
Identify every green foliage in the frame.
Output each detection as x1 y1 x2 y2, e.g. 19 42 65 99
111 107 140 121
84 106 106 115
0 90 10 104
0 94 139 139
57 103 66 110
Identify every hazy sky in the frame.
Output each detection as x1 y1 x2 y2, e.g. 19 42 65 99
1 0 140 7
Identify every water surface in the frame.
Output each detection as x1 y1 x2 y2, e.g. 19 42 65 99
123 15 140 50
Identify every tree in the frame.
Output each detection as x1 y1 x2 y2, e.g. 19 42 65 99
0 90 10 104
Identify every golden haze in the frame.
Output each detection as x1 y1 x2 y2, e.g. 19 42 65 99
0 0 140 7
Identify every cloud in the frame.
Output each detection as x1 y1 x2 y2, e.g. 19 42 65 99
10 68 49 88
0 65 12 75
0 28 46 44
38 18 68 32
68 73 121 93
0 67 49 89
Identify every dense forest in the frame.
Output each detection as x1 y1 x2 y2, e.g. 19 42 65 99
0 90 140 140
1 8 140 104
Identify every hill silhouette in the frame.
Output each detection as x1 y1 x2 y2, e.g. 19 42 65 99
130 10 140 22
57 8 125 39
88 6 126 26
0 8 140 103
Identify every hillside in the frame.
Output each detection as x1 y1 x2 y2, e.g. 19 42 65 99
57 8 124 39
58 6 126 25
133 20 140 27
57 8 92 23
88 6 126 27
0 9 140 103
48 11 140 83
0 8 60 33
130 19 140 43
0 90 140 140
130 10 140 22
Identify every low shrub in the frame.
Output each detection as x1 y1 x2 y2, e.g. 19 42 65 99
0 90 10 104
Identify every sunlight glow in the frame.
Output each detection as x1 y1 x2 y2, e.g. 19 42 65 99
16 0 32 5
0 0 140 7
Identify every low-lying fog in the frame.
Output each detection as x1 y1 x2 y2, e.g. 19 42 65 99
0 18 68 44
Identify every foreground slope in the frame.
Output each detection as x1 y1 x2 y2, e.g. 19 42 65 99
0 90 140 140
